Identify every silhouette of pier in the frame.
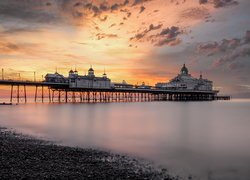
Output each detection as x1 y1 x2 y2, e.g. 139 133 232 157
0 79 229 104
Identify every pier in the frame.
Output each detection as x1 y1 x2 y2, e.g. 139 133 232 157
0 79 227 104
0 64 231 104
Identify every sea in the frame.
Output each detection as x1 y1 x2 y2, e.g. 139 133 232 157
0 99 250 180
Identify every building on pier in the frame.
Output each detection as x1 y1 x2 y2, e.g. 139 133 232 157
135 82 152 89
45 67 111 89
155 64 213 91
112 80 134 88
69 67 111 88
45 72 67 83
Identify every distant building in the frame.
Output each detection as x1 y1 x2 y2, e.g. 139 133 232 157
69 67 111 89
135 82 152 89
112 80 134 88
155 64 213 91
45 72 67 83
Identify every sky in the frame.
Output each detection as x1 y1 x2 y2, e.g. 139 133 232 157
0 0 250 97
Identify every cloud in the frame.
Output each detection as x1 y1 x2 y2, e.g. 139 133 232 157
99 2 109 11
212 47 250 67
96 33 118 40
130 23 163 40
0 0 139 27
139 6 146 13
123 0 130 6
199 0 208 4
0 27 41 35
155 38 181 46
130 25 181 47
228 62 245 71
0 39 41 55
180 7 209 20
99 15 108 22
198 38 242 55
0 42 19 53
213 0 239 8
199 0 239 8
0 1 61 23
109 23 116 28
196 30 250 70
132 0 152 6
162 26 180 38
111 3 120 11
148 24 162 31
154 26 182 46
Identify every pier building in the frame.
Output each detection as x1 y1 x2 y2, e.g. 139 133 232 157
45 72 66 83
156 64 213 91
113 80 133 88
69 67 111 89
45 67 111 89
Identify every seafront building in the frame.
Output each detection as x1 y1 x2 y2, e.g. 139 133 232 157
45 67 111 89
155 64 213 91
44 72 66 83
68 67 111 88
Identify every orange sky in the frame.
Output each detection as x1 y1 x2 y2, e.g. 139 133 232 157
0 0 250 96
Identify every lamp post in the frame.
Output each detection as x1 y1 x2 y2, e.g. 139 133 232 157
34 71 36 82
1 68 3 80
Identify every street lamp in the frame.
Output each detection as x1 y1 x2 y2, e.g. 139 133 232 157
34 71 36 82
1 68 4 80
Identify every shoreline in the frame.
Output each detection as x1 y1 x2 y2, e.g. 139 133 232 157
0 127 178 179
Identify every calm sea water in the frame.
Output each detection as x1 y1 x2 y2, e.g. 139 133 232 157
1 100 250 180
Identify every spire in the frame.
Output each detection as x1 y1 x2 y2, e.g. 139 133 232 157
74 65 78 73
200 71 203 79
103 68 107 78
55 67 58 74
88 65 94 71
180 63 188 75
74 67 78 74
88 65 94 77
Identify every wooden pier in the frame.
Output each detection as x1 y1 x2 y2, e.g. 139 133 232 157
0 80 226 104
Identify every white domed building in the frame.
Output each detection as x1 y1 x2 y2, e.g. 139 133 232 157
45 66 111 89
155 64 213 91
68 67 111 89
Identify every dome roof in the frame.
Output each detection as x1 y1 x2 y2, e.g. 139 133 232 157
88 67 94 71
69 69 74 73
180 64 188 74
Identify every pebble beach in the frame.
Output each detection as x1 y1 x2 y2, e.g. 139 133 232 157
0 127 178 180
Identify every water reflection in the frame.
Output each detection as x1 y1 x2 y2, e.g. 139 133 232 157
1 100 250 179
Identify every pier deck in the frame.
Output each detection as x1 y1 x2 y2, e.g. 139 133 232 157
0 80 227 103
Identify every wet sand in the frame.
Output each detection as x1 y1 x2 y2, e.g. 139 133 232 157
0 127 178 179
